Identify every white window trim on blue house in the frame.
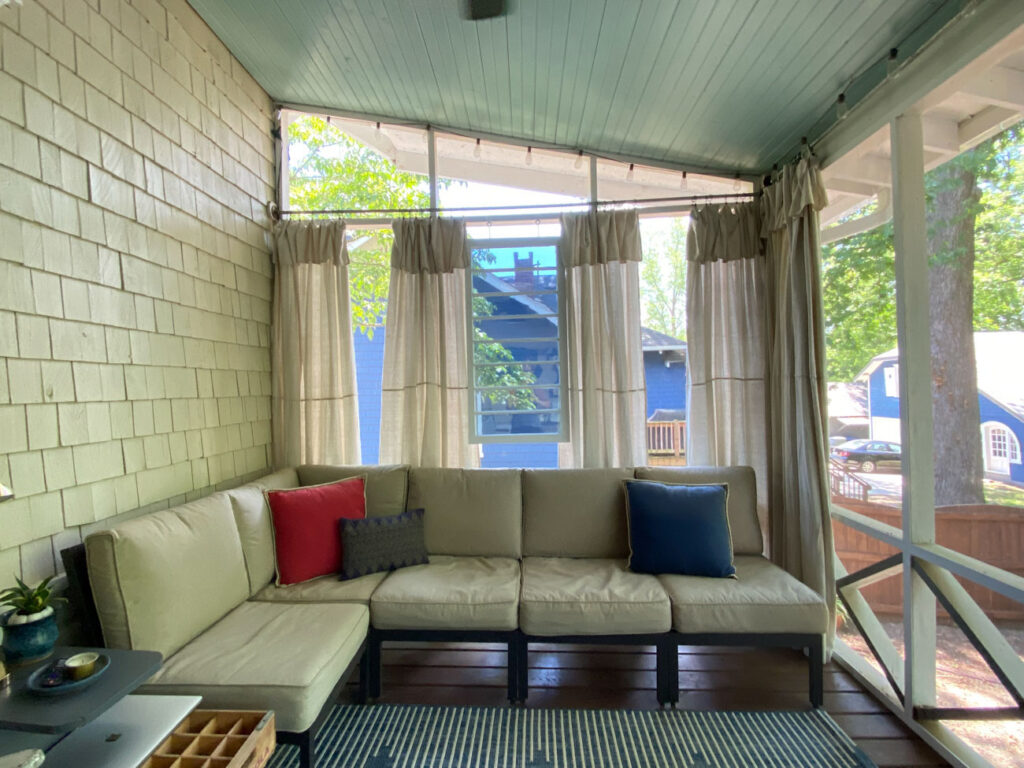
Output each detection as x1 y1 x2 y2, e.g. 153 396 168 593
467 236 568 445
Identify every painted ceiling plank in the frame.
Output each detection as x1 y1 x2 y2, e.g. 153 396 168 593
356 2 432 124
680 0 800 168
553 0 606 148
505 1 526 139
642 0 737 163
594 0 681 156
698 0 809 167
750 1 941 163
397 0 458 126
334 3 420 124
715 0 869 168
616 0 706 163
702 0 837 167
575 0 643 149
189 0 967 175
415 11 463 131
668 0 777 168
380 1 443 123
315 3 387 117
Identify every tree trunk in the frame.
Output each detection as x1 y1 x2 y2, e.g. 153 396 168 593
927 161 985 506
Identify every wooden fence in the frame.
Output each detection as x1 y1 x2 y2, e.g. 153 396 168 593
832 498 1024 621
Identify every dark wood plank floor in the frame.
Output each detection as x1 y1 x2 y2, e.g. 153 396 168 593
343 642 950 768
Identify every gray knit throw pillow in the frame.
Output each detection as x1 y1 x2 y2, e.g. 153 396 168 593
339 508 429 580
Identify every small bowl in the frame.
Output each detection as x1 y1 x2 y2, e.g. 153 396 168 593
64 652 99 680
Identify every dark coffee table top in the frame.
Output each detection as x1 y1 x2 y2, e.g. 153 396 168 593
0 646 162 734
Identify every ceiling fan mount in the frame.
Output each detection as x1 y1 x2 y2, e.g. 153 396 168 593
461 0 507 21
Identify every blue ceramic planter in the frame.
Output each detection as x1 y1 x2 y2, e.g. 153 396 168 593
2 609 59 663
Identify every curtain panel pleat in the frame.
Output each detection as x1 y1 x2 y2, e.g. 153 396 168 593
762 157 836 652
686 157 836 653
685 203 769 520
379 218 477 468
271 219 361 467
558 210 647 468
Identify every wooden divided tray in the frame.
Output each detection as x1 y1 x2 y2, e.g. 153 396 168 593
138 710 276 768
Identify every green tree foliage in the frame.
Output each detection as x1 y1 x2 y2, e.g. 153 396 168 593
821 123 1024 382
288 115 537 407
640 218 688 340
288 115 429 334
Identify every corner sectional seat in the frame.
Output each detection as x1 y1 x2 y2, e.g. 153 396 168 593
77 463 828 768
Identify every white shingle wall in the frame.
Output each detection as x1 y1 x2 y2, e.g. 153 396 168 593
0 0 276 584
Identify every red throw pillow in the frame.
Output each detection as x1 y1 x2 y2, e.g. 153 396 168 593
266 477 366 585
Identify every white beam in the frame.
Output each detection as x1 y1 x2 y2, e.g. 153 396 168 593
921 115 960 154
815 1 1024 168
826 153 892 186
958 104 1021 147
822 176 885 196
959 65 1024 110
890 111 937 712
822 189 892 243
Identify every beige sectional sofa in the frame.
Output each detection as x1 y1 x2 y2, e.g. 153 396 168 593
69 463 828 768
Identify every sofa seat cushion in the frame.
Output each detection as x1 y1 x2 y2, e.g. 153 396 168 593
252 572 388 605
370 556 520 631
520 558 671 636
139 601 368 733
659 555 828 635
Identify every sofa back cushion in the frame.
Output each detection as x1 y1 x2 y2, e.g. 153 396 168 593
85 493 249 659
227 468 300 596
634 466 763 555
297 465 409 518
523 468 634 558
407 468 522 557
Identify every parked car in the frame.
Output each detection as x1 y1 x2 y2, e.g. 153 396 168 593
831 440 902 473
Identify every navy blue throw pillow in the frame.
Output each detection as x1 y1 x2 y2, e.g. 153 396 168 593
338 508 429 580
624 481 736 578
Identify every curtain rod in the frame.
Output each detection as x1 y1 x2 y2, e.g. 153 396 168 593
268 192 757 220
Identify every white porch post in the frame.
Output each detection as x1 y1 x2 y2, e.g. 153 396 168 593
890 110 937 712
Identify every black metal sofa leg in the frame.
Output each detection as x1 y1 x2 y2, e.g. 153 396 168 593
656 638 679 705
809 638 824 708
506 635 518 703
297 730 315 768
366 628 382 700
517 634 529 703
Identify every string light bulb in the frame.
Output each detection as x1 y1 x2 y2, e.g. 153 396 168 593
836 92 848 120
679 171 688 191
473 138 482 159
886 47 899 77
525 146 533 166
626 163 635 182
574 150 584 170
374 121 382 138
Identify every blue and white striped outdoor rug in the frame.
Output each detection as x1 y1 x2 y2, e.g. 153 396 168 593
268 705 875 767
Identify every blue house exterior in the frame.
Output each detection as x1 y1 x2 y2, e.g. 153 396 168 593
858 332 1024 484
353 325 688 468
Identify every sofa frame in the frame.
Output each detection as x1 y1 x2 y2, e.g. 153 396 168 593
362 627 823 709
62 544 366 768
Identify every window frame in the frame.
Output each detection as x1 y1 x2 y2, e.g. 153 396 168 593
466 236 568 445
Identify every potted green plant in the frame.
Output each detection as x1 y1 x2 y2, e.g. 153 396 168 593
1 576 62 663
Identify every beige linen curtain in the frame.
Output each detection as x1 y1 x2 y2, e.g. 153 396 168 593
686 157 836 652
558 210 647 468
762 157 836 650
379 218 477 468
685 203 768 518
271 219 360 467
